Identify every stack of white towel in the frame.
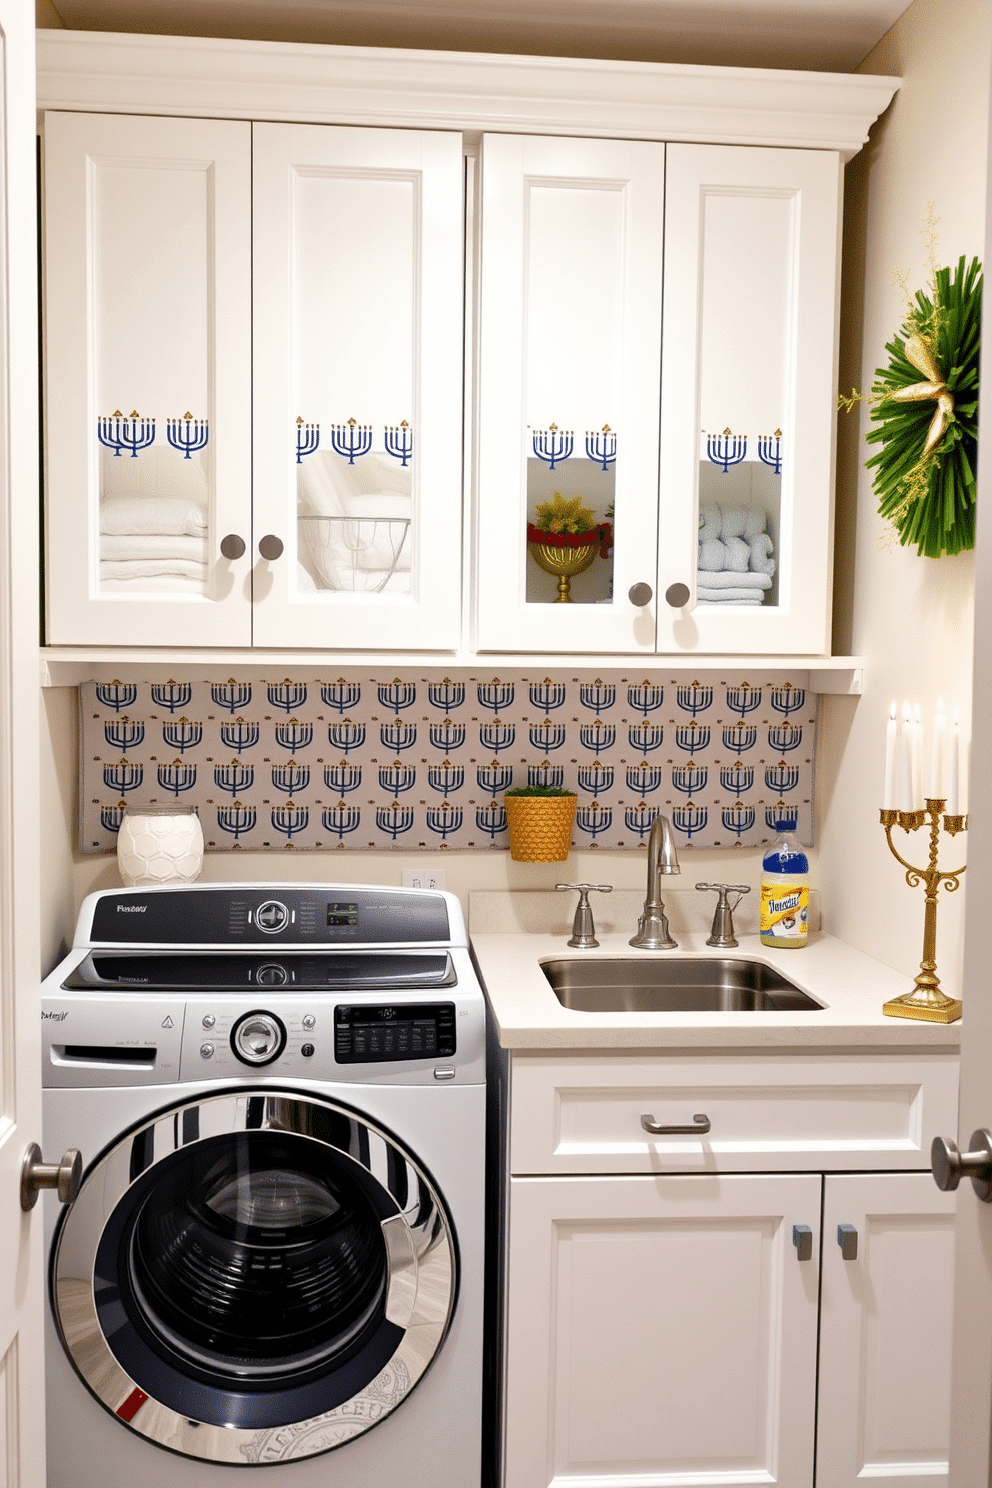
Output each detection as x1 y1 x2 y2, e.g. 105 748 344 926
99 448 208 594
697 503 775 606
297 449 412 594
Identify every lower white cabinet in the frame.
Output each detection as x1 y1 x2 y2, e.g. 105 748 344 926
497 1054 957 1488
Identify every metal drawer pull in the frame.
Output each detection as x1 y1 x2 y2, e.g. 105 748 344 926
641 1112 711 1135
837 1223 858 1260
792 1224 813 1261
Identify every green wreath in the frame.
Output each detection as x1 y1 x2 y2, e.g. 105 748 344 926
851 254 981 558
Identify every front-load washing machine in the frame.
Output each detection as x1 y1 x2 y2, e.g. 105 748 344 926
40 883 485 1484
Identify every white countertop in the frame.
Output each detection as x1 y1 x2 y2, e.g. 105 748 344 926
468 890 962 1053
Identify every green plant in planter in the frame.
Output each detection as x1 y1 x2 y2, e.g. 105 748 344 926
504 786 577 798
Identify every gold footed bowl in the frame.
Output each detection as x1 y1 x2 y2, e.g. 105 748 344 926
527 537 599 602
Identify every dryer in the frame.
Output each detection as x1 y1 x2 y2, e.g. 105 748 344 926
40 883 485 1485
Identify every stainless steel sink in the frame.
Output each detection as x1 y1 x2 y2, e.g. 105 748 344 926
541 956 824 1013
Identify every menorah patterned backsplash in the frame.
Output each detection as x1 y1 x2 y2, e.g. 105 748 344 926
80 671 816 855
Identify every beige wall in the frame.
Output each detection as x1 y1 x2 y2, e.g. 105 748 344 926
818 0 991 998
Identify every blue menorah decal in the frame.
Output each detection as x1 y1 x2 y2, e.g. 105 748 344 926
532 424 574 471
272 761 311 795
220 719 260 753
428 680 465 712
672 805 709 840
380 721 417 753
529 679 566 711
103 760 143 794
376 804 415 840
722 804 756 838
95 682 137 713
428 763 465 796
324 762 363 794
628 720 664 755
579 681 616 713
104 718 144 752
578 763 614 794
628 681 664 715
579 721 616 754
757 431 783 475
321 680 362 713
295 418 319 463
477 761 513 796
624 804 661 838
426 804 463 839
215 761 254 796
675 683 713 716
770 685 806 717
768 723 803 754
706 428 747 472
528 720 565 752
675 722 711 754
157 760 197 796
379 762 416 794
765 763 801 794
430 720 466 752
528 763 564 789
384 421 413 466
766 805 799 833
166 413 208 460
722 723 758 754
272 804 310 840
720 763 755 795
211 682 253 714
626 762 664 794
476 802 507 838
150 681 192 713
162 718 203 753
275 720 314 752
481 721 516 754
328 720 367 753
217 804 257 841
100 804 127 833
378 681 417 713
268 682 308 713
97 410 155 459
576 804 611 838
726 685 762 717
585 426 617 471
330 418 373 465
672 763 708 796
322 804 361 839
478 681 515 712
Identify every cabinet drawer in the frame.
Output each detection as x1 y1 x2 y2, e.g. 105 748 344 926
508 1052 959 1174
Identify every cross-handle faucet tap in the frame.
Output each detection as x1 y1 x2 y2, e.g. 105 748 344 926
629 814 680 949
696 882 751 947
556 882 613 948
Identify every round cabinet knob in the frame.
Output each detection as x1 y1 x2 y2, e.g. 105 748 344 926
932 1129 992 1201
628 583 653 607
21 1143 82 1211
220 533 246 560
665 582 691 609
258 534 284 561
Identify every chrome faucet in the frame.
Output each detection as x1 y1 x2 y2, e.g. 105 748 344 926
629 814 680 949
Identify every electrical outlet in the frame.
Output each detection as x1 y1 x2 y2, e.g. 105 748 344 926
401 867 447 891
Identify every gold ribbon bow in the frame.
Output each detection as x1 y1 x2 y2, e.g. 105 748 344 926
890 334 955 457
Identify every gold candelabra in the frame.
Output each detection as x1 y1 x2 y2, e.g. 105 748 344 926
879 799 967 1023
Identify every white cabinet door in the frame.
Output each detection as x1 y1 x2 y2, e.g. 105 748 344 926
44 111 252 647
476 133 666 654
817 1172 956 1488
252 122 464 650
658 144 843 655
503 1172 821 1488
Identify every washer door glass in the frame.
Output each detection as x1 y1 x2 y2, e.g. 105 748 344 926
51 1091 457 1464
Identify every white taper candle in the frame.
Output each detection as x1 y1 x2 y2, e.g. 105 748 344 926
883 701 898 809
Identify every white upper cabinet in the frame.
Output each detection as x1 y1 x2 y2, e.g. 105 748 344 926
44 111 253 647
251 123 464 650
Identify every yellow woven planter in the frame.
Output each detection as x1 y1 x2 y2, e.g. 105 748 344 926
504 794 577 863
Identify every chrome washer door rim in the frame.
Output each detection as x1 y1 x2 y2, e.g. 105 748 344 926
50 1089 457 1465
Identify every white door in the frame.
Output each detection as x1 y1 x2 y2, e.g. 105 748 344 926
0 4 46 1485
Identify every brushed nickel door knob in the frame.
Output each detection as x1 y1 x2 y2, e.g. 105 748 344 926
258 534 284 561
932 1129 992 1201
21 1143 82 1210
220 533 246 559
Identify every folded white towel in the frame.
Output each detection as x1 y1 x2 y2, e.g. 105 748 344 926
696 590 765 605
99 574 206 594
695 569 771 590
101 493 208 537
698 503 722 543
101 533 208 562
100 558 207 581
749 533 777 575
698 538 727 572
722 536 751 572
322 563 411 594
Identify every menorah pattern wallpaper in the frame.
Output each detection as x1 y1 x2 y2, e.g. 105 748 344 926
79 672 816 854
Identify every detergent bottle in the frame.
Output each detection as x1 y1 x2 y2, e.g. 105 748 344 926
759 822 810 949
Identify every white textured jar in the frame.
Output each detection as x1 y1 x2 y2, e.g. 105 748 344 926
117 804 204 887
